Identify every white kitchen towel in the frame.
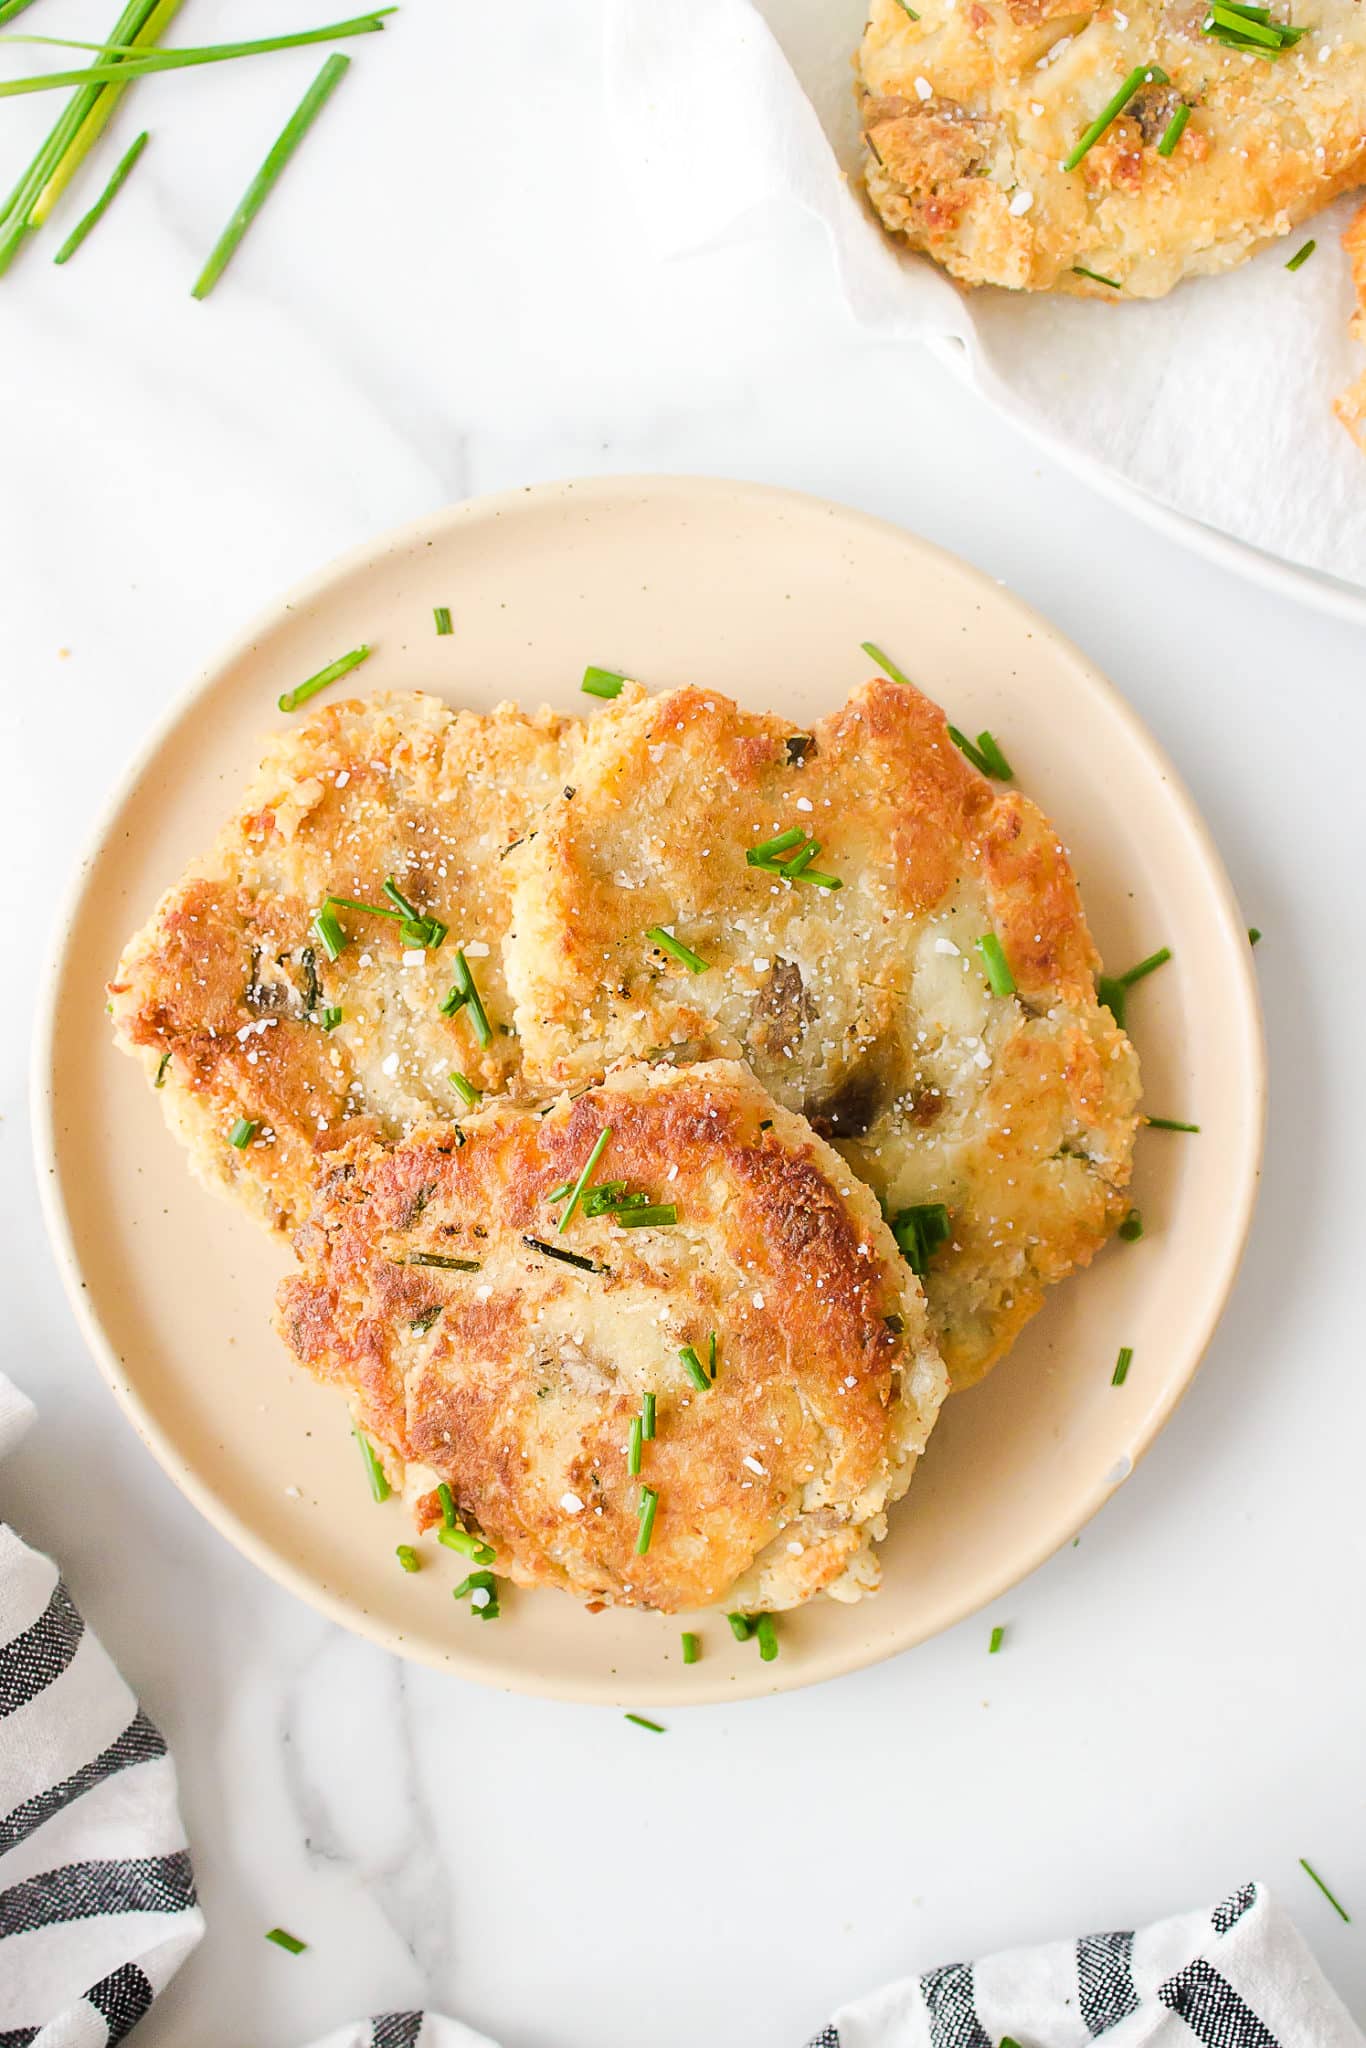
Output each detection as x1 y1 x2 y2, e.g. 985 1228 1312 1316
0 1374 203 2047
603 0 1366 590
807 1882 1362 2048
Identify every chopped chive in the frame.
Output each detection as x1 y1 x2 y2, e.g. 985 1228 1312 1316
438 950 491 1045
636 1485 658 1555
584 1180 634 1217
396 1543 420 1572
154 1049 171 1087
625 1712 665 1731
1072 265 1122 288
545 1180 575 1202
322 1005 343 1031
948 726 990 774
438 1525 496 1564
860 641 913 687
559 1126 612 1233
1120 946 1171 987
748 825 805 865
582 665 626 699
403 1252 480 1271
449 1071 481 1109
1157 101 1190 154
783 837 821 877
1300 1858 1351 1923
228 1117 257 1149
679 1345 710 1392
727 1612 755 1641
436 1481 457 1527
52 125 147 264
646 925 709 974
1248 926 1262 946
708 1329 717 1379
755 1614 779 1662
793 867 842 891
973 730 1014 780
1112 1345 1133 1386
614 1205 677 1228
433 605 453 635
409 1306 442 1335
265 1927 307 1954
628 1415 643 1476
326 893 401 921
1286 238 1316 271
1146 1116 1200 1133
355 1431 390 1502
989 1625 1005 1653
1064 64 1167 171
1118 1208 1144 1242
192 52 353 299
277 641 370 714
311 905 346 960
976 932 1016 997
522 1234 605 1274
452 1568 494 1597
642 1391 657 1440
888 1202 951 1280
1 13 394 98
681 1631 700 1664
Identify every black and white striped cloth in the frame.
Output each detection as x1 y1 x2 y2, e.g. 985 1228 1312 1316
804 1882 1362 2048
0 1376 203 2046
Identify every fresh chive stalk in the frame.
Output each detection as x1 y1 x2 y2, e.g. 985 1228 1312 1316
1112 1346 1134 1386
989 1625 1005 1653
395 1543 420 1572
727 1612 755 1641
625 1712 665 1731
403 1252 480 1270
755 1614 779 1662
628 1415 643 1476
438 1525 496 1565
449 1071 480 1109
1118 1209 1143 1242
614 1205 677 1228
436 1481 457 1528
1286 239 1316 271
433 605 453 635
191 51 352 300
1 12 394 94
1300 1858 1351 1923
154 1049 171 1086
1072 265 1122 288
646 925 710 974
636 1485 658 1555
1157 102 1190 155
681 1631 700 1665
355 1430 390 1502
439 949 492 1044
278 642 370 713
228 1117 256 1149
52 126 147 263
642 1391 657 1440
522 1235 604 1274
1146 1116 1200 1133
322 1005 343 1031
888 1202 951 1279
949 725 1014 779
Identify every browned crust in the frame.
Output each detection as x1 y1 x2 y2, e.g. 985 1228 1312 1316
277 1061 946 1613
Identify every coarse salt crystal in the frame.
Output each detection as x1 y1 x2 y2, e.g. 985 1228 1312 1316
742 1456 767 1477
914 74 933 98
752 957 771 974
752 1292 765 1309
402 949 426 966
560 1491 585 1514
465 940 490 957
796 796 813 811
1009 189 1034 215
381 1052 400 1076
934 937 960 955
470 1587 491 1608
335 771 350 788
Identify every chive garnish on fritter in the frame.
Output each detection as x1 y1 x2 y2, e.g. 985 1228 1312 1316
522 1235 605 1274
948 725 1014 780
755 1614 779 1662
1157 103 1190 155
403 1252 480 1271
436 1481 457 1528
636 1485 658 1555
154 1049 171 1086
642 1391 657 1440
439 1524 496 1565
614 1205 677 1228
679 1345 709 1392
860 641 914 687
558 1126 612 1232
228 1116 256 1149
628 1414 643 1476
645 925 709 974
1072 265 1122 289
888 1202 950 1279
1098 945 1170 1027
449 1071 481 1108
1064 65 1168 171
355 1430 390 1502
976 932 1016 996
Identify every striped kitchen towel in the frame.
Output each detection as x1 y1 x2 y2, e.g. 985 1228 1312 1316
807 1881 1363 2048
0 1374 203 2046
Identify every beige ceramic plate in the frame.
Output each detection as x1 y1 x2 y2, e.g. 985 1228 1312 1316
34 477 1264 1705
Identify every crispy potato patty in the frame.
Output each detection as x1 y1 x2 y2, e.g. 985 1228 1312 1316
858 0 1366 297
506 678 1140 1388
276 1060 948 1614
108 692 577 1233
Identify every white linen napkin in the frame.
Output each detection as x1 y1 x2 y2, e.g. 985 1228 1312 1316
0 1373 203 2046
603 0 1366 591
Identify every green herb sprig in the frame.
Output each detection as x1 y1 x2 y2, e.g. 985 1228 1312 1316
279 642 370 714
52 125 146 262
1064 65 1168 171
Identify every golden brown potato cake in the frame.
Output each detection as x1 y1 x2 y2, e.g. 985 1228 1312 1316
1335 201 1366 446
505 678 1141 1389
858 0 1366 298
276 1060 948 1614
108 692 578 1234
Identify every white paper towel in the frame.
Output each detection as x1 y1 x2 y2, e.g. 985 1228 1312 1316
605 0 1366 590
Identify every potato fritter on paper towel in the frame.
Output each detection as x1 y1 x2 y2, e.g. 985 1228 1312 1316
277 1060 947 1614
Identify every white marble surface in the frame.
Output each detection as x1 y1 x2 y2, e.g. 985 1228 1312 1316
2 5 1366 2045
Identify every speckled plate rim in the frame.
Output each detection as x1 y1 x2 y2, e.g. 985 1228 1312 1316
31 475 1267 1705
